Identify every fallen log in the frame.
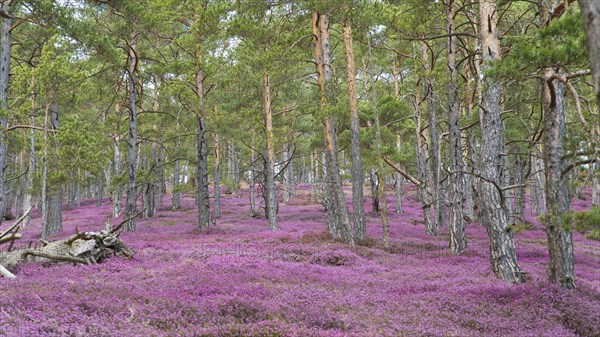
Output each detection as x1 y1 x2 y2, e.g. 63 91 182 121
0 214 137 278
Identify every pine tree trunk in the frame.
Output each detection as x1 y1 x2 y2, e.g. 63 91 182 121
282 143 291 203
23 115 35 227
263 71 278 230
213 133 221 220
172 159 181 211
124 34 139 232
446 0 466 254
413 88 435 235
395 133 403 214
477 0 523 283
579 0 600 111
592 172 599 206
514 156 526 226
249 146 256 216
529 145 546 215
0 1 12 225
313 12 353 245
112 135 123 218
370 168 379 212
343 18 366 240
196 68 210 231
543 72 575 289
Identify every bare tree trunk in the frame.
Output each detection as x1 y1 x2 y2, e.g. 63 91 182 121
413 87 435 235
41 106 50 240
249 144 257 216
196 68 210 231
172 159 181 211
112 134 123 218
23 115 35 227
213 133 221 220
0 1 12 225
529 145 546 215
543 72 575 289
96 172 104 207
513 156 526 226
282 143 291 203
124 33 139 232
579 0 600 111
263 71 278 230
394 133 404 214
477 0 524 283
343 18 366 240
370 168 379 212
592 171 599 206
446 0 467 254
313 12 353 245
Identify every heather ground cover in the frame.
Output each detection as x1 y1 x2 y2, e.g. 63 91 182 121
0 184 599 337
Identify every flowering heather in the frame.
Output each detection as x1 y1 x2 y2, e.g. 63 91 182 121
0 184 598 336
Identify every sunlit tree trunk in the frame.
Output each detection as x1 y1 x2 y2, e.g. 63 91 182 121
477 0 523 283
313 12 353 245
343 18 365 240
263 71 278 230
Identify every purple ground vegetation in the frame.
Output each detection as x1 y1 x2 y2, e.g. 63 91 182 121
0 183 598 337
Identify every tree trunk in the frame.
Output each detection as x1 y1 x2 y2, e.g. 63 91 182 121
112 134 123 218
0 1 12 225
446 0 466 254
343 18 366 240
313 12 353 245
378 172 389 249
172 159 181 211
249 144 257 216
413 86 435 235
513 156 526 226
263 71 278 230
477 0 523 283
196 68 210 231
529 145 546 215
23 114 35 227
395 133 403 214
579 0 600 111
370 168 379 212
213 133 221 220
124 33 139 232
542 72 575 289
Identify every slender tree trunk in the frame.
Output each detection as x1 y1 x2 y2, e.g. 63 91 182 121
124 33 139 232
370 168 379 212
41 106 50 240
313 12 353 245
282 143 291 203
263 71 278 230
96 172 104 207
446 0 466 254
514 156 526 226
172 159 181 211
477 0 524 283
112 134 123 218
394 133 404 214
413 87 435 235
0 1 12 225
196 68 210 230
343 18 366 240
23 116 35 227
579 0 600 111
213 133 221 220
529 145 546 215
249 143 257 216
592 171 599 206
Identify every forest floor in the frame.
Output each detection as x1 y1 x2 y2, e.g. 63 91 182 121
0 184 598 337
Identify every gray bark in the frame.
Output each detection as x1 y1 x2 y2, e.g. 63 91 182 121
171 159 181 211
529 145 546 215
313 12 353 245
446 0 467 254
543 72 575 289
343 19 366 240
477 0 524 283
263 71 278 230
579 0 600 111
0 1 12 225
124 34 139 232
213 134 221 220
196 66 210 230
112 135 123 218
513 156 526 226
249 147 257 216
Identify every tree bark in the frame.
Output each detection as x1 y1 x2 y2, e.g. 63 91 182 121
578 0 600 111
263 71 278 230
213 133 221 220
446 0 467 254
196 68 210 231
513 156 526 226
124 33 139 232
529 145 546 215
542 72 575 289
477 0 524 283
313 12 353 245
0 0 12 225
343 18 366 240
